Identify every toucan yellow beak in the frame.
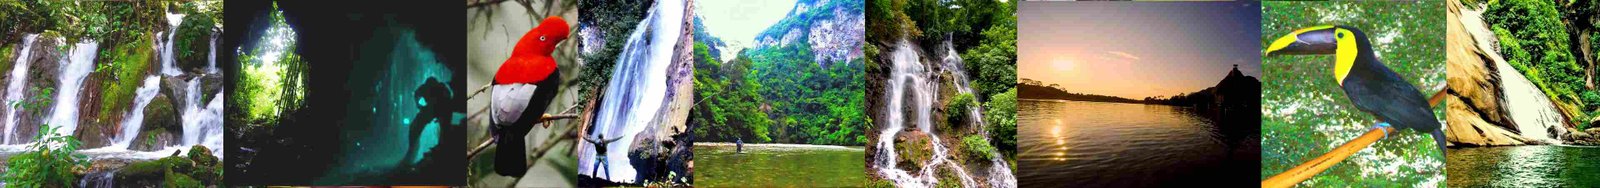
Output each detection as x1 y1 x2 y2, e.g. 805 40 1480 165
1265 25 1339 57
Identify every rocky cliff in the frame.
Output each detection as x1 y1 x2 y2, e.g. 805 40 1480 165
1445 0 1572 146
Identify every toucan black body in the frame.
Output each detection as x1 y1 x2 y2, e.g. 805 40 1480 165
1266 25 1446 154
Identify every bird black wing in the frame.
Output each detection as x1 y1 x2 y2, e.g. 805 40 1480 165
1341 60 1440 132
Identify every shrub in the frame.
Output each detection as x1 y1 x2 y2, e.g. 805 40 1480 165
2 124 89 187
961 135 994 161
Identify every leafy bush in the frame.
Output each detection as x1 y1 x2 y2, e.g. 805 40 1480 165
2 124 89 187
946 93 974 126
961 135 994 161
985 88 1017 156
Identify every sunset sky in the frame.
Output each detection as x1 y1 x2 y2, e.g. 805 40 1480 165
1018 2 1262 99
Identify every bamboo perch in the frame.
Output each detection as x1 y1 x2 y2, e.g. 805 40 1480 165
1262 84 1449 188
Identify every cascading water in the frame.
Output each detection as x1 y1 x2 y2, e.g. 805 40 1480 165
874 40 978 187
940 37 984 127
179 79 224 151
578 0 684 183
161 12 186 76
3 34 37 144
108 76 162 149
44 40 99 138
941 38 1017 188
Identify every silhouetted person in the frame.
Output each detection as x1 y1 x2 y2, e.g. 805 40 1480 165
736 137 742 153
585 133 624 181
406 77 454 166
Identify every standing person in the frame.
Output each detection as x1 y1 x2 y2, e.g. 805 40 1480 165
585 133 625 181
736 137 743 153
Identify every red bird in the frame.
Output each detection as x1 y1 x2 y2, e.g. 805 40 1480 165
490 16 569 176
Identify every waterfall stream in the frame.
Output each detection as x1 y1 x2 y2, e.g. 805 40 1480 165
941 38 1017 188
45 40 99 138
3 34 36 144
109 76 162 149
874 40 978 187
578 0 684 184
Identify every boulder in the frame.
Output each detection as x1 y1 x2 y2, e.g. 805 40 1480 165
116 145 221 187
174 14 216 73
133 93 181 151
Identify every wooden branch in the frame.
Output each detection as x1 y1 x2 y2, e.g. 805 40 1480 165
466 0 514 8
1262 85 1449 188
466 113 582 159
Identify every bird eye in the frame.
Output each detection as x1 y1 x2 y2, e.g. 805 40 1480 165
540 36 547 41
1337 32 1344 38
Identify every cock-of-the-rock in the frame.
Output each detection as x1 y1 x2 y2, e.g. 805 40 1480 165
490 16 569 176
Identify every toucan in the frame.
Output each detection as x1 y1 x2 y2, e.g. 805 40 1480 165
490 16 569 176
1264 25 1446 154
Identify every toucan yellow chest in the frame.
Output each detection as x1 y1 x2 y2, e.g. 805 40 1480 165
1333 29 1358 86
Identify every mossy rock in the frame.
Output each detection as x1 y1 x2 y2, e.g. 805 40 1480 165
174 13 216 73
120 146 220 187
893 131 930 172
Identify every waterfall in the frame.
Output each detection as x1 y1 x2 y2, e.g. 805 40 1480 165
874 40 978 187
179 78 223 151
161 12 186 76
44 40 98 138
109 76 162 149
940 37 985 127
578 0 684 183
3 34 37 144
77 170 116 187
942 37 1016 188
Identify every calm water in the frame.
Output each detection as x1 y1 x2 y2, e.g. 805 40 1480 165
1448 146 1600 187
696 144 865 187
1017 99 1254 187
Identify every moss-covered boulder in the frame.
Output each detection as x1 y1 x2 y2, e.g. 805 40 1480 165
133 93 180 151
175 13 215 73
894 131 930 173
117 145 220 187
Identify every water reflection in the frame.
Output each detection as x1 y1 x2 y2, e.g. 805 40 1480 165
1448 146 1600 187
1018 99 1255 187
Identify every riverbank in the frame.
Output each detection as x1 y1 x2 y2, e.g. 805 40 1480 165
697 142 865 150
697 143 865 187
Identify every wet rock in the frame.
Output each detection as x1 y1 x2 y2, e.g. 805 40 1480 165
1444 0 1567 146
175 14 216 73
116 145 221 187
133 93 181 151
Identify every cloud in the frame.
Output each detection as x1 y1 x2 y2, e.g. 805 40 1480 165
1106 51 1141 61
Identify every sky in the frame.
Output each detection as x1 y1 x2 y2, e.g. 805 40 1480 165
696 0 798 52
1018 1 1262 100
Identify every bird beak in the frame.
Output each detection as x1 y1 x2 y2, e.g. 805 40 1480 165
1264 26 1338 56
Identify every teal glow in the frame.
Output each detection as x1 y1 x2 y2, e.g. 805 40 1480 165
417 97 428 106
413 120 440 163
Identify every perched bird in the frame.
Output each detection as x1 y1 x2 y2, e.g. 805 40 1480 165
1264 25 1446 154
490 16 569 176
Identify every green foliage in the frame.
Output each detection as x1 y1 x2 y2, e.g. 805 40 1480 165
961 15 1017 102
1262 1 1445 187
234 2 307 126
693 42 775 143
960 135 994 161
695 0 869 146
97 37 154 125
946 93 974 126
866 0 917 43
2 124 89 187
745 42 869 146
577 0 653 107
985 88 1017 156
1484 0 1597 126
